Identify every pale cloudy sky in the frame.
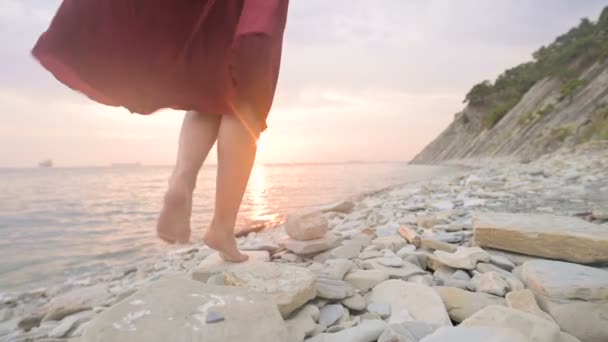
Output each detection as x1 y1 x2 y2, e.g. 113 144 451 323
0 0 605 167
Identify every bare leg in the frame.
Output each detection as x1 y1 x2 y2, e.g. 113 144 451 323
203 105 261 262
156 111 221 243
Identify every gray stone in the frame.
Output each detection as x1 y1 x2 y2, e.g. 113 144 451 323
372 236 407 252
223 262 317 318
341 294 366 311
505 290 554 323
317 259 353 280
285 212 329 241
408 274 435 287
417 214 449 229
592 208 608 220
420 326 529 342
344 270 389 291
286 305 318 341
559 332 583 342
48 310 94 338
282 234 341 255
305 319 387 342
367 303 391 318
318 304 344 326
361 260 426 279
43 284 111 321
359 250 383 260
473 212 608 264
521 260 608 342
369 280 451 326
205 273 225 286
316 276 356 300
490 255 515 271
378 321 438 342
460 305 560 342
396 245 417 257
421 239 458 253
191 251 270 282
205 311 224 324
80 277 289 342
470 271 509 297
521 260 608 300
434 247 491 270
377 249 404 267
434 287 505 323
314 240 364 261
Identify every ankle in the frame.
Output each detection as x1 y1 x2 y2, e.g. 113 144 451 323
168 172 196 194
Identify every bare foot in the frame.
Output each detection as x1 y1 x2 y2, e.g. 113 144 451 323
156 183 192 244
202 223 249 262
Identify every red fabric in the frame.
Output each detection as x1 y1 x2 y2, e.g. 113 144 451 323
32 0 289 131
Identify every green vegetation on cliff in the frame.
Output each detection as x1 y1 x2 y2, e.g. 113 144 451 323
465 6 608 129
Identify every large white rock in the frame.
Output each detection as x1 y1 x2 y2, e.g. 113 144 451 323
368 280 451 326
42 284 112 321
81 277 289 342
378 321 438 342
223 262 317 318
460 305 560 342
282 234 341 255
191 251 270 282
434 247 491 270
473 212 608 264
285 213 329 241
434 287 505 323
420 326 529 342
521 260 608 342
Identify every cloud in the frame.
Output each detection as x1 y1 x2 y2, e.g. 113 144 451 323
0 0 606 166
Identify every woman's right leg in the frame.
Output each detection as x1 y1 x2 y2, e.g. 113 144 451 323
156 111 221 243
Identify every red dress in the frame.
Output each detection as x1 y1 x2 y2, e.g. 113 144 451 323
32 0 289 131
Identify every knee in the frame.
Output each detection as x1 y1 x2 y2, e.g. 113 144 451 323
230 106 265 139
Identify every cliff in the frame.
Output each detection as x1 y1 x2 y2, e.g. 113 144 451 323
413 7 608 163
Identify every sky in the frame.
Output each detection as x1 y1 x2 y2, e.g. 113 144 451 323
0 0 606 167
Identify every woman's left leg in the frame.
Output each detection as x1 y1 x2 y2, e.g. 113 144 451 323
156 111 221 243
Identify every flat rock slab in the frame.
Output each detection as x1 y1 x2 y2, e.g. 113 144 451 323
521 260 608 300
223 262 316 318
80 277 288 342
420 326 529 342
521 260 608 342
369 280 452 326
434 287 506 323
461 305 560 342
281 234 341 255
378 321 438 342
190 251 270 282
473 212 608 264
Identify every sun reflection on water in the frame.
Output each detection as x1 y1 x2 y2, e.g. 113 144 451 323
245 164 281 227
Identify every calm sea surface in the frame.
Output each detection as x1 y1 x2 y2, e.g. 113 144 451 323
0 163 453 292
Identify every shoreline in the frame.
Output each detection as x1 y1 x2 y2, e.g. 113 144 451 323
1 144 607 341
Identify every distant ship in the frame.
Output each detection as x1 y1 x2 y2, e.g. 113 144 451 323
111 162 142 167
38 159 53 168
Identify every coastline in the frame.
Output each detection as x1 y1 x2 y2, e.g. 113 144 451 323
1 143 607 341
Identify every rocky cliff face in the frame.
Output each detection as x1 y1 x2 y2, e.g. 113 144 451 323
413 61 608 163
